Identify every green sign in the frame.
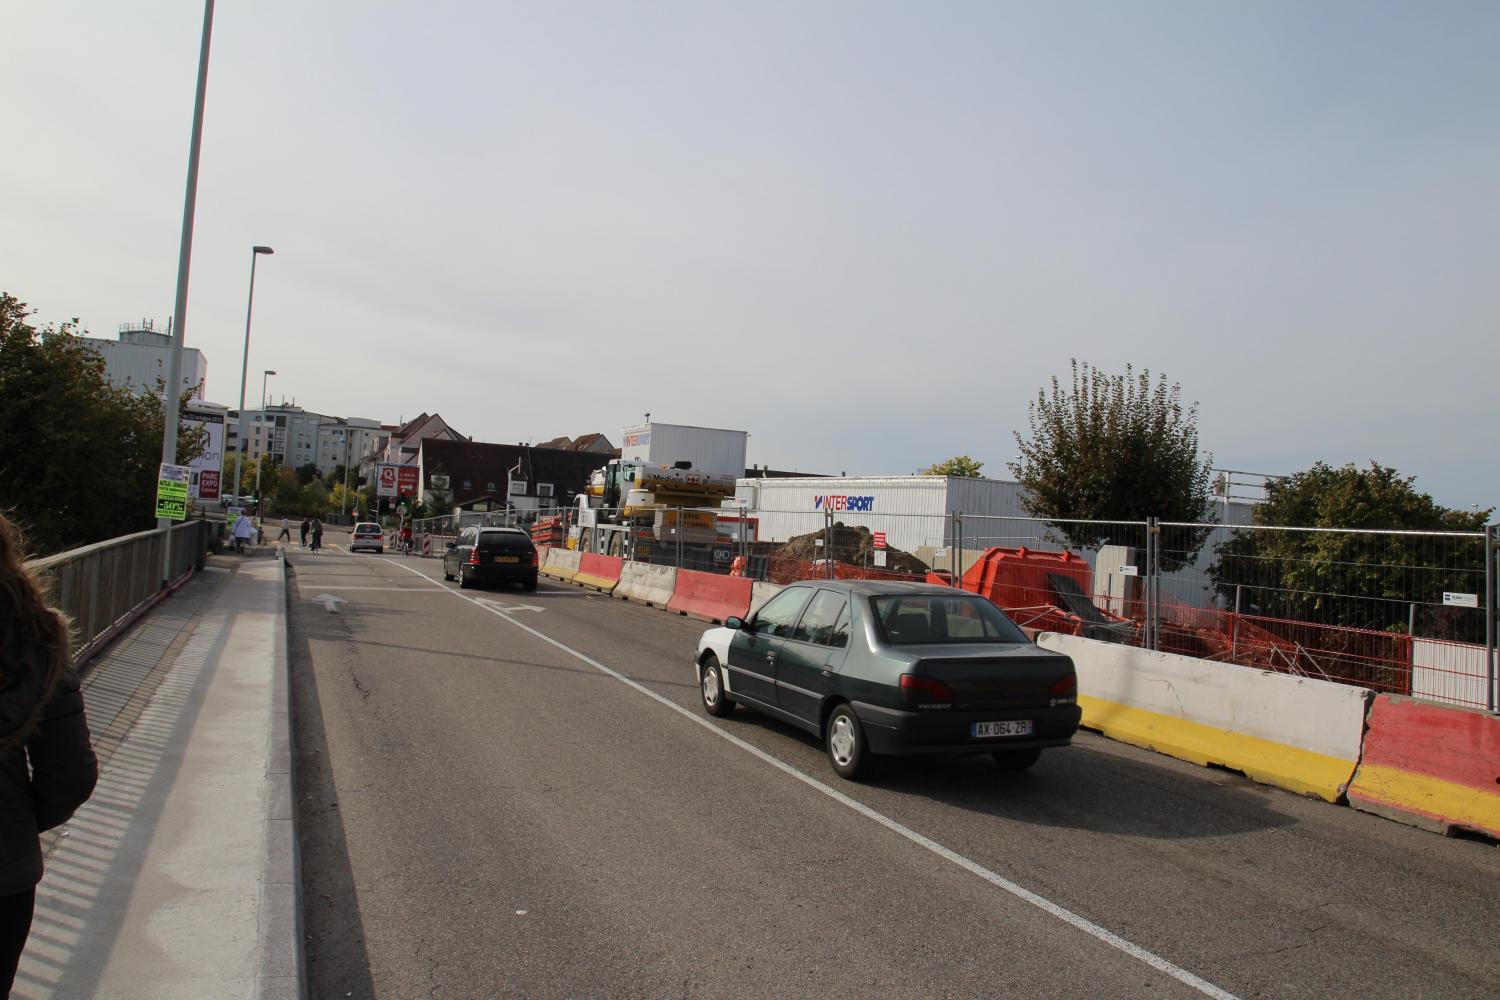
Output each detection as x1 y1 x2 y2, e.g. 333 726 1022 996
157 463 191 521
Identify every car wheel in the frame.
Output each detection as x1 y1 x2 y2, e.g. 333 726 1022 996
442 562 453 582
522 578 537 591
699 654 734 717
991 749 1042 771
825 703 868 780
458 565 471 589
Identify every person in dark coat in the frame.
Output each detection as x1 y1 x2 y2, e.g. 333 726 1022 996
299 518 310 548
0 514 98 994
310 517 324 553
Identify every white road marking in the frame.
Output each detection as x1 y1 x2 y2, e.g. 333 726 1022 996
314 593 348 613
306 586 451 592
384 560 1239 1000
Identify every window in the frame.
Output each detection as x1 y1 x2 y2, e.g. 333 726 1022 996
463 479 472 489
751 588 810 639
487 482 496 492
537 483 554 498
792 590 849 647
871 595 1027 645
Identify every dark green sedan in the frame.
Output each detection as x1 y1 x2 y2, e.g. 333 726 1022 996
694 581 1081 779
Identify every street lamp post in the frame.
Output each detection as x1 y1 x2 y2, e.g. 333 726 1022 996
231 245 274 509
254 369 276 524
342 432 352 518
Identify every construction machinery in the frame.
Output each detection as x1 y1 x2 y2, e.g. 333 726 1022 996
571 458 739 562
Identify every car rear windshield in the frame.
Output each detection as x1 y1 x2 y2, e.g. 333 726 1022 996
354 524 379 533
871 595 1028 645
477 531 533 554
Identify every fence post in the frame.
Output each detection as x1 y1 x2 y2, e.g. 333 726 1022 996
954 512 963 588
824 508 834 580
1486 523 1496 714
1231 584 1242 659
1147 517 1160 651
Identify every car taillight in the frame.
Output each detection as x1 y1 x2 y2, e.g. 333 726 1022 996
899 673 954 706
531 550 539 567
1051 674 1077 705
468 549 480 565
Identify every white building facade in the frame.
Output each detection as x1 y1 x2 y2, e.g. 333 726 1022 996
84 320 208 400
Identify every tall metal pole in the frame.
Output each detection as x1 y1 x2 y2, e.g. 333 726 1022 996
342 433 351 517
1485 524 1496 714
158 0 215 583
232 245 273 508
253 370 274 525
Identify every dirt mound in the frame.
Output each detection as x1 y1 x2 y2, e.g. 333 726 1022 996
775 522 929 575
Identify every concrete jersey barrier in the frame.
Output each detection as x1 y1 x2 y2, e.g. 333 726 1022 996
667 569 752 625
575 553 623 594
616 562 678 606
541 547 581 583
1037 633 1371 802
1347 695 1500 840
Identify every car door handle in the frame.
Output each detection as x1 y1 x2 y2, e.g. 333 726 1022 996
821 669 833 677
765 653 776 664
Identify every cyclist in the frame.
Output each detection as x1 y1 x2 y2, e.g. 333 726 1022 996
399 522 413 556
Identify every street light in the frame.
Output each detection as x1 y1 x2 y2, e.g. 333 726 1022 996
231 244 274 511
254 369 276 522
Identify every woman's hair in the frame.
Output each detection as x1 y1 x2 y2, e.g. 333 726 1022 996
0 513 71 745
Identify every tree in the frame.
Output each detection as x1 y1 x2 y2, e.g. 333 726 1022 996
1009 360 1213 570
295 462 320 486
1 293 204 554
923 456 984 478
1208 462 1490 638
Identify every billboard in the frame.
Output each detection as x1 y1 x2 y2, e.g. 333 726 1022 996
181 405 226 501
377 464 420 499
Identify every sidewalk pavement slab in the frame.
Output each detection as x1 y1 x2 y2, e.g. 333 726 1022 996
14 555 302 1000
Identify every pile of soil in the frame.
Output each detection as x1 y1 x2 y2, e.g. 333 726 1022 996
774 522 930 576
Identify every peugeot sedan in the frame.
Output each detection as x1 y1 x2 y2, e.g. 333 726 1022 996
695 581 1080 779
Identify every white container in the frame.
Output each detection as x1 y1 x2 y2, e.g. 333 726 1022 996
619 422 748 480
733 475 1033 554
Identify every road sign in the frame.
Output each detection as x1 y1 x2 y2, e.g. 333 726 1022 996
156 463 190 521
430 474 450 490
873 531 887 550
396 466 419 498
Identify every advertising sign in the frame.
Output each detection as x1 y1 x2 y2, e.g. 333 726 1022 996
429 474 450 490
396 466 419 498
377 463 399 498
872 531 887 550
180 406 226 501
156 463 191 521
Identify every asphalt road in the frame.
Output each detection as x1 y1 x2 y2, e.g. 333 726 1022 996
287 534 1500 999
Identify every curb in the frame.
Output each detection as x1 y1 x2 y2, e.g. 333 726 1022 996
257 552 307 999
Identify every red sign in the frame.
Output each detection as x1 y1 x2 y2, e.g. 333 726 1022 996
197 469 221 501
872 531 887 550
396 466 419 498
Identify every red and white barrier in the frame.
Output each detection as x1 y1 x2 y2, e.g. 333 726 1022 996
667 569 752 624
1347 695 1500 840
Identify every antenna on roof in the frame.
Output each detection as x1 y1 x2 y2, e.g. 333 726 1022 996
644 412 650 423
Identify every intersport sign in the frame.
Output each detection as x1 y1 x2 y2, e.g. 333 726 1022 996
813 495 875 512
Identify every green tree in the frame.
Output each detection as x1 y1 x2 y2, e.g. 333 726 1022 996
1 293 204 554
295 462 320 486
923 456 984 477
1208 462 1490 637
1009 360 1213 570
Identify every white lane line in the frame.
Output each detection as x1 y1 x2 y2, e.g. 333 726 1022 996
385 560 1239 1000
304 586 450 592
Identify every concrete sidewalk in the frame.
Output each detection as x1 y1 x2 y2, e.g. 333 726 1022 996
14 553 302 1000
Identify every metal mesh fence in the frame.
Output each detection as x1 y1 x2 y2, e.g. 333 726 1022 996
419 499 1497 711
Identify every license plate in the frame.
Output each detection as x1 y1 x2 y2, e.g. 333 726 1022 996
971 720 1033 738
495 555 519 563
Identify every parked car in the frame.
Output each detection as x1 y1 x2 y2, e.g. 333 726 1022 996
349 522 384 553
695 581 1080 779
443 526 539 590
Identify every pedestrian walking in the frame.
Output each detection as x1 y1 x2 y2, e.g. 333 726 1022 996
0 514 98 995
231 513 255 554
299 519 310 548
310 517 323 553
277 517 291 543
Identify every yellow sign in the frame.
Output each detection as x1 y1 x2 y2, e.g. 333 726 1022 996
156 463 191 522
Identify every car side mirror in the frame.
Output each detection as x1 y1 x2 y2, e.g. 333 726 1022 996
725 616 745 631
445 541 456 550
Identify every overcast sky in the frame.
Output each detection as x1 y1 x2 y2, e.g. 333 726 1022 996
5 1 1497 510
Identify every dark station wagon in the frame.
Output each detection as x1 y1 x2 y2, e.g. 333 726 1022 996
695 581 1080 779
443 526 539 590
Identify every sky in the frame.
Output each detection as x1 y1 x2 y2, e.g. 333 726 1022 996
4 1 1497 511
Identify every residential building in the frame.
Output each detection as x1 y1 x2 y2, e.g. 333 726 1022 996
363 413 464 481
315 417 383 479
535 432 616 454
417 439 604 512
226 403 326 470
81 319 208 400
